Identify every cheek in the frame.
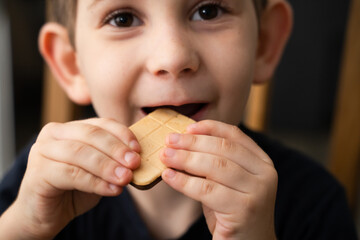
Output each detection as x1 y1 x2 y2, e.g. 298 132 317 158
216 54 254 125
204 27 257 124
76 43 136 122
81 54 125 98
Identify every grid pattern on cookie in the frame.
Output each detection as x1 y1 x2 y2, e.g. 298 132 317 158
129 109 196 187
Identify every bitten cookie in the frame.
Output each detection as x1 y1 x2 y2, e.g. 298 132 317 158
129 108 196 190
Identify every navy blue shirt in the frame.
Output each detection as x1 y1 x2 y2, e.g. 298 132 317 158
0 126 357 239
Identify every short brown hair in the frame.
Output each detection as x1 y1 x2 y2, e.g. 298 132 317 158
47 0 268 43
47 0 76 43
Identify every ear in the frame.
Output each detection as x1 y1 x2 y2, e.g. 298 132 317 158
38 23 91 105
253 0 293 84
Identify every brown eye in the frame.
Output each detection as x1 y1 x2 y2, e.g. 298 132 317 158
107 12 142 28
199 5 219 20
114 13 134 27
192 4 223 21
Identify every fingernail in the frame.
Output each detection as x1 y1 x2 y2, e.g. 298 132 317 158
109 183 118 192
164 169 176 179
124 151 137 165
187 123 197 132
168 133 180 144
129 140 140 152
164 148 176 157
115 167 128 179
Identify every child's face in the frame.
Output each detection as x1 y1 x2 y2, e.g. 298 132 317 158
75 0 259 126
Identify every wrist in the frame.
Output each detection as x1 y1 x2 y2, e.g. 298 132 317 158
0 201 54 240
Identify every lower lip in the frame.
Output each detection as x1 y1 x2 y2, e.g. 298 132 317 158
190 104 208 121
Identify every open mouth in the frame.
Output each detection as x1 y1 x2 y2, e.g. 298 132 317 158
142 103 207 119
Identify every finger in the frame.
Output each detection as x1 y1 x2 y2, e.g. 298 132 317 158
38 121 140 169
161 148 255 192
162 169 245 214
166 133 268 174
82 118 141 152
40 159 124 197
34 140 133 186
39 119 140 152
187 120 271 164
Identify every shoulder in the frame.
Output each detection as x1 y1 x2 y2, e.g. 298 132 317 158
241 125 358 239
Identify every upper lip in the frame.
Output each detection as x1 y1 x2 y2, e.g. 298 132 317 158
142 98 206 106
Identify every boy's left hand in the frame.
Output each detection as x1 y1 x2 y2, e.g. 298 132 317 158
161 120 278 240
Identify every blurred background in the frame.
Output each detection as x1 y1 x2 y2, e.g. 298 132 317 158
0 0 358 234
0 0 44 176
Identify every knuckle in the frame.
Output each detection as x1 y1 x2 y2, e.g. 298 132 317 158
190 134 198 147
259 165 278 184
88 174 103 191
98 118 134 141
97 117 113 125
230 124 240 132
112 123 130 138
29 142 40 155
229 124 242 137
200 180 215 195
212 156 228 170
43 122 59 131
218 226 238 239
200 119 213 129
89 151 109 171
266 166 278 185
183 151 194 172
177 173 191 191
243 195 257 217
109 142 123 160
68 165 83 182
70 142 88 157
219 137 234 152
28 143 42 164
86 125 104 138
178 173 189 188
38 122 59 137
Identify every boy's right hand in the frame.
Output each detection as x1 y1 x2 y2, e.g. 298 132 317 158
9 118 140 239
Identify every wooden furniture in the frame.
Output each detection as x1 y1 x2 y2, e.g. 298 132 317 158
328 0 360 210
42 67 75 125
244 83 271 132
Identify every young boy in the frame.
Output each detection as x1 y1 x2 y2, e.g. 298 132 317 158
0 0 357 239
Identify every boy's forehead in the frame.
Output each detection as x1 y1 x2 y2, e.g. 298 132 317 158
86 0 145 9
86 0 121 9
87 0 105 9
88 0 150 7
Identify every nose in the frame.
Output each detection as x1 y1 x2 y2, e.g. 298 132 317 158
145 26 200 79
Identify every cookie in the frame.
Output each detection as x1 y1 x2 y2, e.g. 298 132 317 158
129 108 196 190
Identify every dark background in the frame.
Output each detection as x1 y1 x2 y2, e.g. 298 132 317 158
4 0 351 164
5 0 45 152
